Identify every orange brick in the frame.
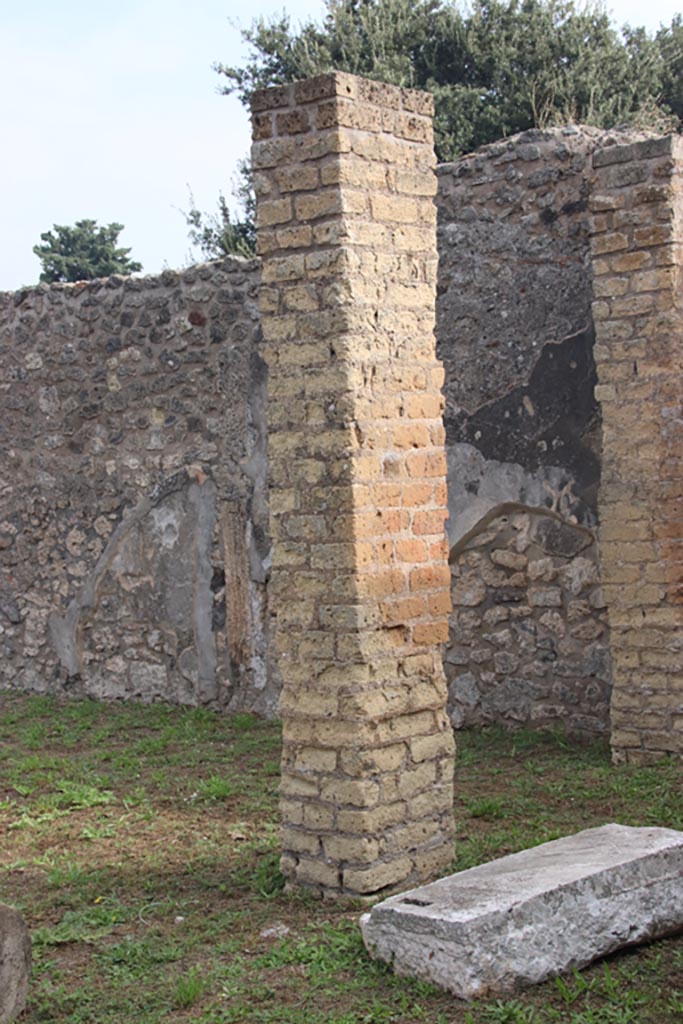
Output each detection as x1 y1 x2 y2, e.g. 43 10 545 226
430 422 445 446
406 450 447 478
410 565 450 590
404 394 443 418
430 537 450 560
375 539 395 565
413 621 449 644
428 591 452 616
357 570 406 597
253 71 454 897
391 423 431 449
412 509 448 535
432 482 448 505
381 596 428 624
395 538 428 563
401 482 433 506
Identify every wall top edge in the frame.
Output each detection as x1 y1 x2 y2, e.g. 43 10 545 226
437 124 671 176
592 133 674 168
251 71 433 119
0 255 259 305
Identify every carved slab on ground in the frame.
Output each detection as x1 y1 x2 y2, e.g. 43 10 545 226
0 904 31 1024
360 824 683 999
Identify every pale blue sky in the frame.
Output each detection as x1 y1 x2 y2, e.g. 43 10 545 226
0 0 679 290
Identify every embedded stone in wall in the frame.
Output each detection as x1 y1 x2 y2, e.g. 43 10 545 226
253 71 455 897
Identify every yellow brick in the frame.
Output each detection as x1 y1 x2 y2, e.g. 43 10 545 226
380 760 437 800
294 857 341 889
591 232 628 255
610 251 651 272
319 777 379 807
280 797 304 826
337 801 407 834
293 747 338 773
408 783 454 819
339 744 407 776
415 845 454 879
295 190 343 221
276 164 319 192
634 224 672 247
370 194 418 223
276 225 314 249
280 773 320 798
320 158 387 189
261 254 305 283
282 828 322 855
410 730 456 764
342 856 413 894
385 818 444 852
280 681 340 716
257 197 293 227
302 802 336 830
393 169 436 196
323 835 380 863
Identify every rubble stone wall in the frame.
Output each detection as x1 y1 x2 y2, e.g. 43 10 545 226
0 258 278 715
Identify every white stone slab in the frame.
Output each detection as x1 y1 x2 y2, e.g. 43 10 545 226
360 824 683 999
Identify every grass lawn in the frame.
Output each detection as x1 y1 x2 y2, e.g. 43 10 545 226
1 692 682 1023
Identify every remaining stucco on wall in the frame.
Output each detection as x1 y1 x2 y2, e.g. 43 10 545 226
0 259 278 714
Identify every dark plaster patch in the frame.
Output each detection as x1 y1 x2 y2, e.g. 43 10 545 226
444 328 600 514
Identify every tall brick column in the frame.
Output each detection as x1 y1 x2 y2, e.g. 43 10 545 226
590 135 683 763
251 72 455 895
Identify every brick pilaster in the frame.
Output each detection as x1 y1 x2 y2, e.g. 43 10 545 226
590 135 683 763
252 72 455 895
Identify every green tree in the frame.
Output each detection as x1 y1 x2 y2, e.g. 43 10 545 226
657 14 683 122
180 163 256 261
216 0 681 162
33 220 142 284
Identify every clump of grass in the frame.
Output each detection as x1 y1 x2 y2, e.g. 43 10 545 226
173 965 207 1009
194 774 236 802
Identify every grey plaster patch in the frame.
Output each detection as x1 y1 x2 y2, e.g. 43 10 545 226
446 444 594 548
361 824 683 999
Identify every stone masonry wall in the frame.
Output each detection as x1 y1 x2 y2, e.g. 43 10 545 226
0 259 278 715
435 127 618 733
253 72 455 897
590 135 683 763
447 509 608 732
